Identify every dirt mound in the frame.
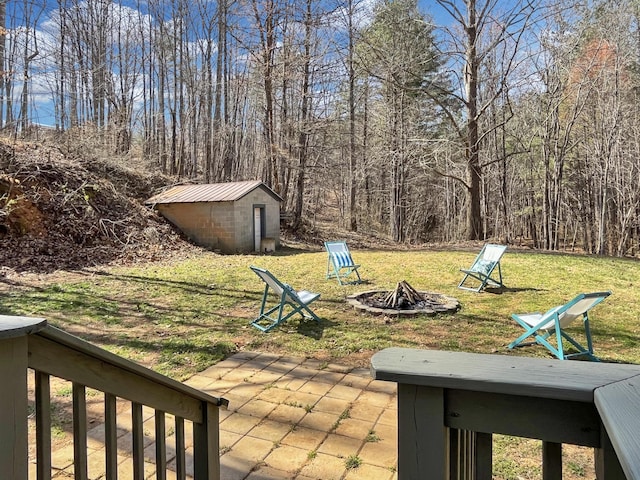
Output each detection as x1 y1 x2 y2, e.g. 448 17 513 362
0 140 199 274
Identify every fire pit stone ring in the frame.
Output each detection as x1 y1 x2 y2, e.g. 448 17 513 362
346 281 460 316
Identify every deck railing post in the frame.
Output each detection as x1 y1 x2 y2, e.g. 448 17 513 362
0 334 29 480
476 432 493 480
594 425 626 480
35 371 52 480
193 401 221 480
397 384 449 479
0 316 47 480
542 441 562 480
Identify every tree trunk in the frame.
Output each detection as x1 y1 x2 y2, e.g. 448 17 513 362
292 0 313 231
253 0 279 192
347 0 357 232
465 0 482 240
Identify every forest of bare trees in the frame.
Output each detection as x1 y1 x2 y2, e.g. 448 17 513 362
1 0 639 257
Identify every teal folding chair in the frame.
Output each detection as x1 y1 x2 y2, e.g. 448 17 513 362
508 291 611 360
324 241 362 285
458 244 507 292
249 266 321 332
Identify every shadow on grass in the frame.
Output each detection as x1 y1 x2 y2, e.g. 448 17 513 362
469 285 548 295
452 311 511 324
89 269 220 293
264 244 320 256
296 316 338 340
0 268 217 297
352 279 375 286
0 283 263 332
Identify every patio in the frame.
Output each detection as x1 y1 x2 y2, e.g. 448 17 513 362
191 351 398 480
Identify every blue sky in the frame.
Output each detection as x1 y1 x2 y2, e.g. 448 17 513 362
6 0 525 127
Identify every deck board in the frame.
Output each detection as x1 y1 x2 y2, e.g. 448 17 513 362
371 347 640 402
595 375 640 480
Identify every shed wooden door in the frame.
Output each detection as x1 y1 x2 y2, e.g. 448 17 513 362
254 207 263 251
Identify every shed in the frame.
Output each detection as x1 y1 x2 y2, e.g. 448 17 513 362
145 180 282 254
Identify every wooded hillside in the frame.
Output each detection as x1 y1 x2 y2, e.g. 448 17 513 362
1 0 639 258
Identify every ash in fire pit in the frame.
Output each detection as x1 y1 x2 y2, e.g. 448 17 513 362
347 280 459 316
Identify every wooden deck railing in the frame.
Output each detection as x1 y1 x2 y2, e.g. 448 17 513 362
0 315 228 480
371 347 640 480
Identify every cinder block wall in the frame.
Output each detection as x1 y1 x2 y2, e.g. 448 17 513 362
234 190 281 252
264 197 280 246
158 202 234 251
235 196 254 252
209 202 235 251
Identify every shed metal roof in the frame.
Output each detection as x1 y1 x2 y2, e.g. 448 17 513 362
145 180 282 204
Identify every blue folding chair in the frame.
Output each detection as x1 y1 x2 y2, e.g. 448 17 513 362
325 241 362 285
508 291 611 360
458 244 507 292
249 266 321 332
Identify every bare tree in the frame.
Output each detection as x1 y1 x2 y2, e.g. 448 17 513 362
0 0 6 128
16 0 44 133
433 0 538 239
250 0 280 191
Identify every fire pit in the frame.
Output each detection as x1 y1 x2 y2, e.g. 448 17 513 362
347 280 459 316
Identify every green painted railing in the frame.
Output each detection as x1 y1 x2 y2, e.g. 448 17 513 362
0 315 228 480
371 347 640 480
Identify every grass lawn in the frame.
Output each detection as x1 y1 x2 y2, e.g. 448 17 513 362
2 246 639 379
2 245 638 479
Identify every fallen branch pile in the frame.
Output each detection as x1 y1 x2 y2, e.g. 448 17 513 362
0 140 198 274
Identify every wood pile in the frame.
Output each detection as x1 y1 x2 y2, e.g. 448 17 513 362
383 281 424 309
